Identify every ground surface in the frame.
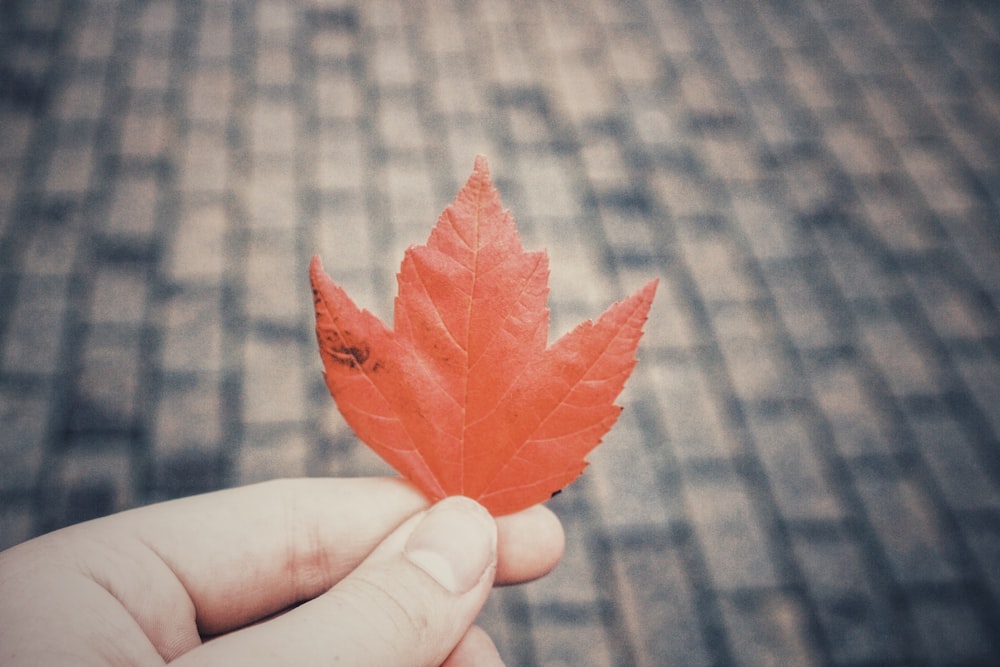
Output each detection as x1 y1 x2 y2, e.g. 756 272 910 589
2 0 1000 664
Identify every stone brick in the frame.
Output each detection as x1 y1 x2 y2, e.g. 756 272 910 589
378 97 426 154
130 54 172 94
45 130 96 194
954 352 1000 438
256 0 296 41
119 112 170 158
684 475 780 589
852 464 958 585
517 155 582 221
523 525 616 666
823 122 895 175
536 219 612 308
313 125 365 192
623 273 697 351
678 234 760 303
716 336 800 403
154 373 224 454
729 188 806 261
588 410 680 529
20 211 85 278
700 137 761 182
74 0 117 61
71 329 144 431
138 1 177 41
384 159 436 238
791 529 905 664
159 288 224 374
900 142 979 216
905 269 998 342
197 2 233 62
0 387 48 488
745 407 843 521
242 334 308 425
105 173 159 243
166 202 227 284
42 438 135 530
718 591 823 666
649 168 717 219
856 307 939 397
815 225 904 302
245 232 304 324
649 357 737 462
908 406 1000 513
808 359 899 458
963 521 1000 604
529 617 617 667
1 275 70 376
763 261 844 351
235 425 310 484
188 68 233 123
370 30 415 87
252 99 297 156
89 264 148 327
910 593 995 664
246 156 297 230
180 129 228 193
315 72 362 120
3 1 1000 662
0 501 34 551
610 532 713 667
55 74 106 121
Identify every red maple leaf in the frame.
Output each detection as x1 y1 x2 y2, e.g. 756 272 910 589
311 156 657 515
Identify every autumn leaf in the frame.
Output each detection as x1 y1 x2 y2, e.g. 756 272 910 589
311 156 657 515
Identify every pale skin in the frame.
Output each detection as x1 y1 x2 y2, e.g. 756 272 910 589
0 477 565 666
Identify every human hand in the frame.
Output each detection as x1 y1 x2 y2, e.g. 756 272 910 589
0 477 564 666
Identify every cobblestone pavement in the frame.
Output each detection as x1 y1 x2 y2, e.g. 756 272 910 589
3 0 1000 664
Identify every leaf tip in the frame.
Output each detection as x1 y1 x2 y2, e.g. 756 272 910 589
473 154 490 176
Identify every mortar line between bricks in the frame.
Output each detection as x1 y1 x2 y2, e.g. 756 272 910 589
27 0 136 535
746 0 1000 656
222 0 258 490
778 0 1000 489
402 0 456 204
511 9 684 664
468 4 625 660
864 0 1000 215
633 3 848 666
293 0 325 478
701 1 971 659
819 0 1000 299
587 8 749 667
140 0 207 500
100 0 164 510
0 0 76 362
638 99 839 667
355 10 396 315
803 0 1000 588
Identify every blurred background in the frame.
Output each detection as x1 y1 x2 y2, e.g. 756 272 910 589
2 0 999 664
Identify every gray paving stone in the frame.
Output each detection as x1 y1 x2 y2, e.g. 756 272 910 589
744 406 844 522
852 463 960 585
2 0 999 663
718 590 823 667
790 528 907 664
1 275 70 377
610 530 713 667
684 474 780 590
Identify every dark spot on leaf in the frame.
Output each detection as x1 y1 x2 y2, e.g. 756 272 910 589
327 342 370 369
550 489 562 498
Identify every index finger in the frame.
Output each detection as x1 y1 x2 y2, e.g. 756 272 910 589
55 478 563 635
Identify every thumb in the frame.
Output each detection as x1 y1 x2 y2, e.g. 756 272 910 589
176 496 498 667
